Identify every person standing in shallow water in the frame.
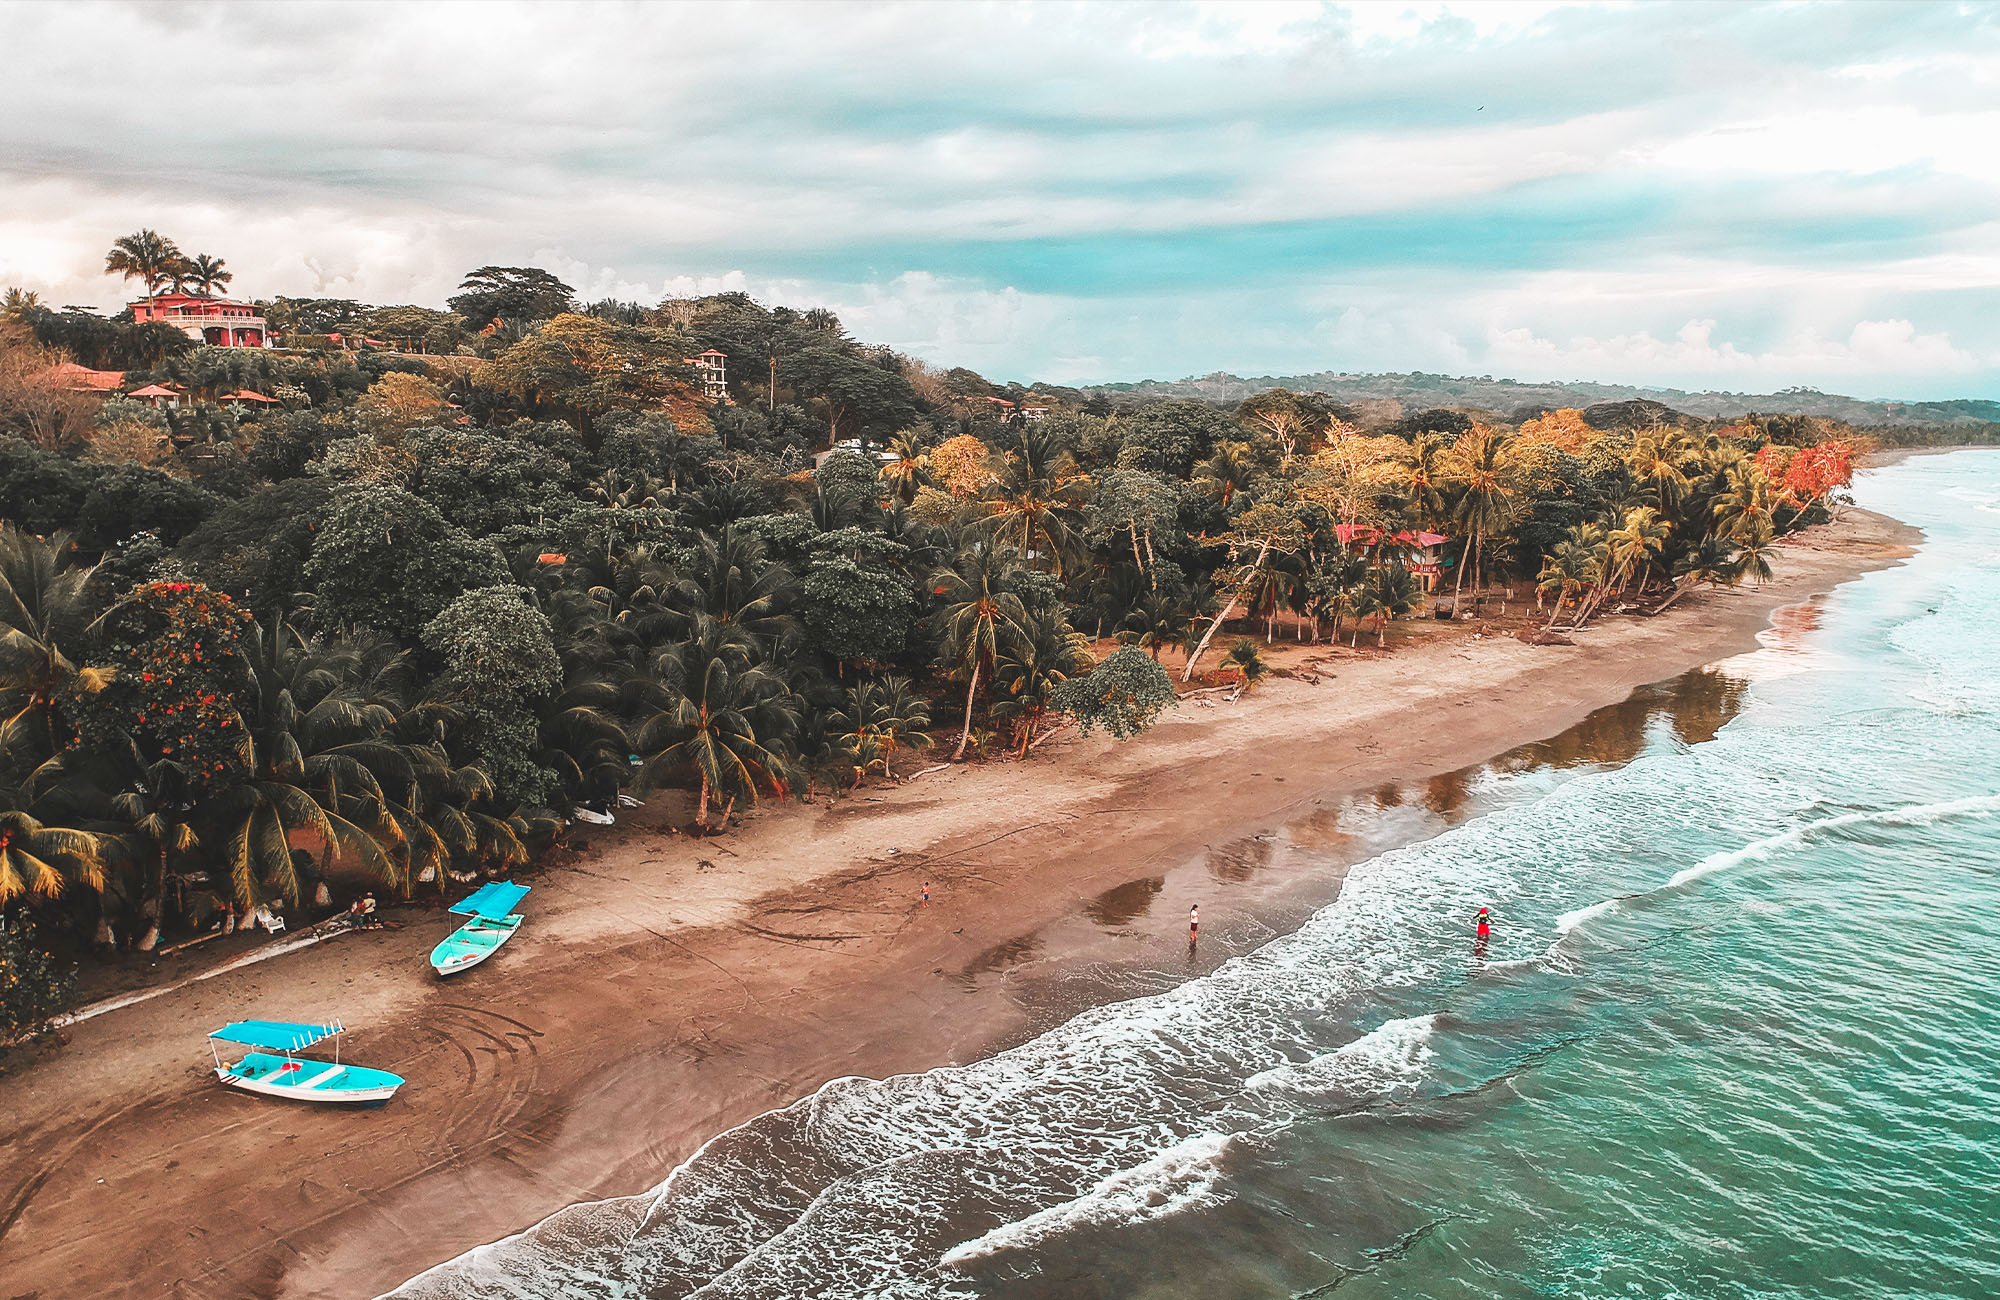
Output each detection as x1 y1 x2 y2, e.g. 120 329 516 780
1474 906 1490 959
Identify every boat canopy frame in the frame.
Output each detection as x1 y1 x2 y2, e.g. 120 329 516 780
208 1019 345 1069
450 880 530 920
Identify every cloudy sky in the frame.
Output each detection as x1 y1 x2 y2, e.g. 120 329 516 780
3 1 1997 397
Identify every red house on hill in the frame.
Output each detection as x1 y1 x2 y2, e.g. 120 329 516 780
129 293 272 348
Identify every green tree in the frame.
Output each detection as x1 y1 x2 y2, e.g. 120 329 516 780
448 266 577 328
485 313 698 434
799 530 915 669
423 586 563 808
1049 645 1178 740
779 346 918 448
303 485 507 637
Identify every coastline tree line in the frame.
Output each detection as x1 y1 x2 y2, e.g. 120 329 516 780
0 240 1857 1026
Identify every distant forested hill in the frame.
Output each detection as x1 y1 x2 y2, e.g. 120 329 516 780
1075 369 2000 430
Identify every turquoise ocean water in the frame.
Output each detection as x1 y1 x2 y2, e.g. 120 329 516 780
390 451 1999 1300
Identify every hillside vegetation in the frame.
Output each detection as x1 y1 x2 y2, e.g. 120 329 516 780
0 245 1882 1026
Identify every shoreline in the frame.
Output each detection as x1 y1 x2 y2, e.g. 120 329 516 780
0 505 1922 1300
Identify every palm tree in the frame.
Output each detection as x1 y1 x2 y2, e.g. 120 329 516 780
880 431 927 504
1195 441 1259 509
931 545 1030 759
0 528 109 773
2 287 41 321
828 676 934 784
1648 534 1740 615
0 800 104 904
1628 427 1691 515
1379 432 1452 533
1711 460 1776 542
1536 536 1601 631
634 616 799 830
1365 564 1420 646
186 254 232 297
1123 593 1191 662
1240 548 1290 643
1307 552 1368 642
1569 507 1669 627
670 526 800 652
985 424 1091 575
1733 520 1777 587
1224 639 1268 689
990 604 1093 757
1446 425 1520 616
104 230 185 298
1606 505 1672 596
197 626 405 913
100 757 201 950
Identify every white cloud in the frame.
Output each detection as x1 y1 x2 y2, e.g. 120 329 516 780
0 1 1995 397
1481 317 1982 384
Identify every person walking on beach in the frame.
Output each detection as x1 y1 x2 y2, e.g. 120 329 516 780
922 881 931 905
1189 905 1200 939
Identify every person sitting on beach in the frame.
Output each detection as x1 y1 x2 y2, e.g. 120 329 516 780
350 892 379 928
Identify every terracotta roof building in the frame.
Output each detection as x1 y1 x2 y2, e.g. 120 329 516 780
45 362 126 392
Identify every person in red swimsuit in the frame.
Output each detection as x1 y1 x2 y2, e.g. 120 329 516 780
1476 906 1490 938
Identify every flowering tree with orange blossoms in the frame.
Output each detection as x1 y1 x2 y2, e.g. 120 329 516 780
926 433 998 498
1772 440 1855 507
75 581 256 788
1514 408 1598 455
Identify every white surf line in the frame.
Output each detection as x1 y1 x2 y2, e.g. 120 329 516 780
51 922 352 1029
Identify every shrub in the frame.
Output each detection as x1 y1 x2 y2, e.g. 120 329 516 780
0 914 76 1038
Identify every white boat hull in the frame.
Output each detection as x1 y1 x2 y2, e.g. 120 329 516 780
216 1052 404 1103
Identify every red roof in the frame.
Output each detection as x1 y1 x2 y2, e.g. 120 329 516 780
221 390 279 403
1334 523 1382 545
127 384 178 398
44 362 125 392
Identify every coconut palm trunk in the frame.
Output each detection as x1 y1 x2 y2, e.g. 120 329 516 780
954 659 983 760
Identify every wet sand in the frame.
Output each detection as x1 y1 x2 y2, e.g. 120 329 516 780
0 507 1919 1300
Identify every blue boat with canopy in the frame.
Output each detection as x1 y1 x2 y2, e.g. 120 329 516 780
208 1019 404 1104
430 880 531 976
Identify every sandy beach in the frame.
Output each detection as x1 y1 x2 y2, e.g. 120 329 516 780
0 505 1919 1300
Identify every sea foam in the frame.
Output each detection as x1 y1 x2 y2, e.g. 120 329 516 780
1245 1014 1437 1095
1668 793 2000 889
940 1133 1232 1267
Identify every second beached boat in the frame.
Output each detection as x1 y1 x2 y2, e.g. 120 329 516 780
430 880 530 976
